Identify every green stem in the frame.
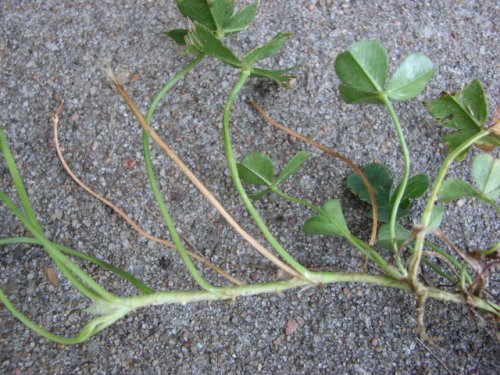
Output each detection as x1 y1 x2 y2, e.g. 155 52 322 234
145 54 205 124
346 234 403 279
142 54 216 292
381 97 410 263
0 192 118 302
121 272 498 316
0 129 44 233
222 71 316 281
409 129 490 284
0 237 154 294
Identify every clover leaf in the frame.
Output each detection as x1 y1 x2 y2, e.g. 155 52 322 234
427 80 499 159
334 40 434 104
237 151 309 199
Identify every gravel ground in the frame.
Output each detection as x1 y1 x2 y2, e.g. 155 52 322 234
1 1 499 374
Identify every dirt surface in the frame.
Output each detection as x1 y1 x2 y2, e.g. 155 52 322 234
1 1 498 374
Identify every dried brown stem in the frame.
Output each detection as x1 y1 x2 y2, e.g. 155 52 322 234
249 99 379 246
52 101 244 286
102 68 303 280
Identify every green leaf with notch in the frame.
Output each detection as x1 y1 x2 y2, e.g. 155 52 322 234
275 151 308 186
377 223 411 250
472 154 500 200
223 2 258 34
237 152 274 186
386 54 434 100
244 32 293 65
185 22 242 67
334 40 387 104
427 80 499 158
303 200 350 237
166 29 189 46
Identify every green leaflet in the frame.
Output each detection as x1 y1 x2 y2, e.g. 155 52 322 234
438 154 499 211
185 22 242 68
303 200 350 237
386 54 434 100
244 32 293 64
237 152 274 186
473 154 500 200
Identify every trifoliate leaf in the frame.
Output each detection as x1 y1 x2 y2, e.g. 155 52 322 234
166 29 189 46
237 152 274 186
386 54 434 100
244 32 293 64
334 40 387 104
427 80 499 158
275 151 308 186
303 200 349 237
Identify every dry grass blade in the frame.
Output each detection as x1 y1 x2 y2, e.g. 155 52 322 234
249 99 379 246
101 68 303 281
52 101 244 286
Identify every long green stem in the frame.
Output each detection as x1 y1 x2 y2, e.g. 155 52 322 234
382 98 410 264
222 71 317 281
409 129 490 284
141 55 216 292
120 272 498 315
